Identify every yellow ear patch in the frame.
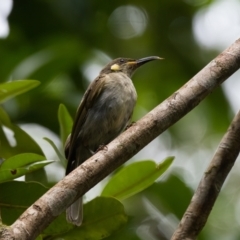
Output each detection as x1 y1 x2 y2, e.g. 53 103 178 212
110 64 120 71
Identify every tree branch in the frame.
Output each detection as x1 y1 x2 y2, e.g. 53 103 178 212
171 110 240 240
3 39 240 240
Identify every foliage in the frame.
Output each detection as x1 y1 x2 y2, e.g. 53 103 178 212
101 158 174 200
0 81 174 239
0 153 54 183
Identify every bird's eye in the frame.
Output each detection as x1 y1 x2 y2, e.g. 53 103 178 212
120 59 124 63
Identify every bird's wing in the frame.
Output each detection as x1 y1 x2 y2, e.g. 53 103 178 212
65 74 106 162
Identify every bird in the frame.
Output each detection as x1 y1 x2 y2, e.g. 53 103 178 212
65 56 161 226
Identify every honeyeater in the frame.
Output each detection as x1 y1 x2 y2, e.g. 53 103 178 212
65 56 161 226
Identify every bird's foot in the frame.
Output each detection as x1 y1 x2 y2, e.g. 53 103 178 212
125 121 136 130
96 144 108 153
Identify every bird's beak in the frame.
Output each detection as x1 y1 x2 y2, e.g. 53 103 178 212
136 56 163 66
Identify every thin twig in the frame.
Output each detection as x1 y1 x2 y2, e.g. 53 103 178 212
2 39 240 240
171 111 240 240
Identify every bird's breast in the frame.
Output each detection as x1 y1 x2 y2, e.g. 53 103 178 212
81 72 137 149
96 73 137 128
103 72 137 106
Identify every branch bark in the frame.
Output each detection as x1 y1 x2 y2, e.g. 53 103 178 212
2 39 240 240
171 111 240 240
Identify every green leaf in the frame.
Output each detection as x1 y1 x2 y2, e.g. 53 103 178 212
44 137 66 167
25 167 49 187
101 157 174 200
142 173 193 219
0 106 11 125
0 107 44 159
58 103 73 145
0 153 54 182
36 236 43 240
0 80 40 103
104 217 140 240
0 181 48 225
43 213 74 237
1 153 45 169
0 181 72 234
27 160 54 171
54 197 128 240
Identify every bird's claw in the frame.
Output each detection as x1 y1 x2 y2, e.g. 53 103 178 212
96 145 108 152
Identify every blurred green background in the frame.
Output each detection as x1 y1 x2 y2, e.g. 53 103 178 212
1 0 240 239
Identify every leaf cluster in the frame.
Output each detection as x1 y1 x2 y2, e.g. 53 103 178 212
0 81 177 239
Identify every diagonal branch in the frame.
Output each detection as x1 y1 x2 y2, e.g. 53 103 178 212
171 110 240 240
3 39 240 240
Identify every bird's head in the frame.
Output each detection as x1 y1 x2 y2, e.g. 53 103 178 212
101 56 162 77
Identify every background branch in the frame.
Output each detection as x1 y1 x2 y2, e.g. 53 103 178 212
4 39 240 240
171 110 240 240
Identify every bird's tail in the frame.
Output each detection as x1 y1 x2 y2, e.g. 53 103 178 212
66 197 83 226
65 141 92 226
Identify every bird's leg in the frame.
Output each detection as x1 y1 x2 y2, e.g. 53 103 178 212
125 121 136 130
96 145 108 153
